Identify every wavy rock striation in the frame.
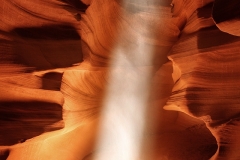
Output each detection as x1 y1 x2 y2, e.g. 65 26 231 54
165 0 240 159
0 0 239 159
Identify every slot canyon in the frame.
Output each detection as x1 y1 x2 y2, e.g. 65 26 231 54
0 0 240 159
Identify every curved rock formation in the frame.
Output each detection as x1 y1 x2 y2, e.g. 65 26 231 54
165 0 240 159
0 0 239 159
212 0 240 36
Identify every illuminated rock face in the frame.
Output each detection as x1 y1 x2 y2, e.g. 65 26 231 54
0 0 239 159
165 1 240 159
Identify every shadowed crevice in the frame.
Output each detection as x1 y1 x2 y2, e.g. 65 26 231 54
212 0 240 24
41 72 63 91
11 25 83 70
0 149 9 160
197 26 240 49
61 0 89 11
0 101 63 146
13 25 80 40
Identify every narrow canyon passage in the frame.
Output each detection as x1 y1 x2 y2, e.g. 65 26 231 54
0 0 240 160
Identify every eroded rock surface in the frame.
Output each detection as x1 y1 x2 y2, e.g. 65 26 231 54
0 0 239 159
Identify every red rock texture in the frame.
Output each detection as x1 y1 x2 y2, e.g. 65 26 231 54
0 0 239 159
